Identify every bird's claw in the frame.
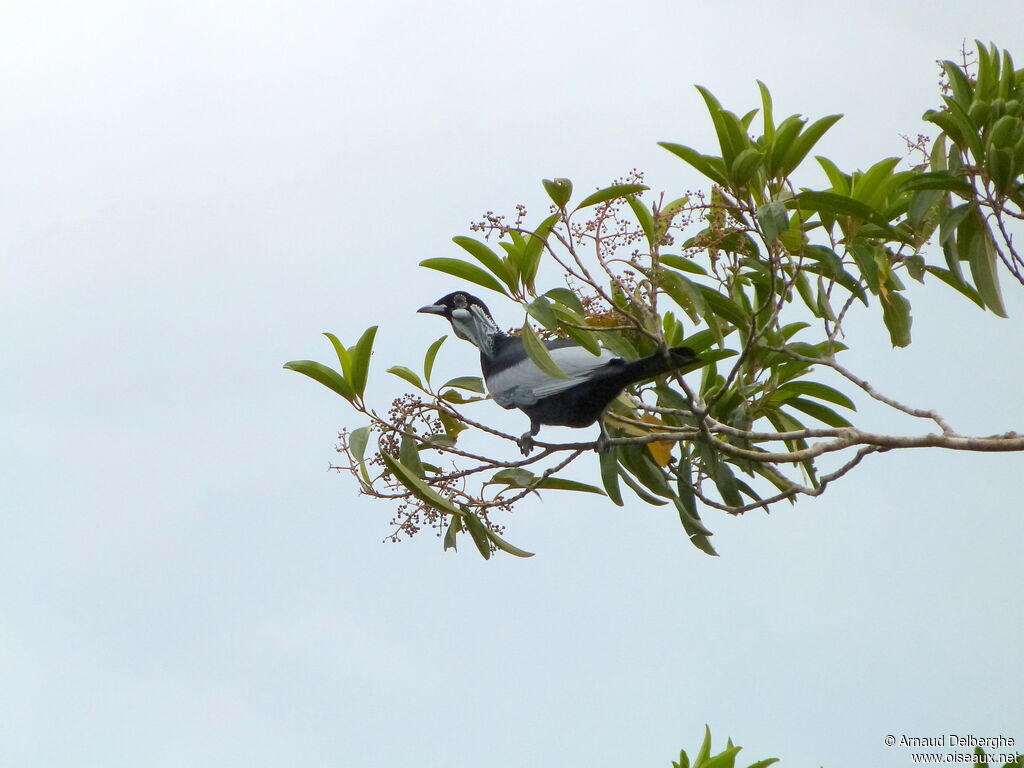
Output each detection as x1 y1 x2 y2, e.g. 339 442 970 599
518 434 535 456
594 432 611 454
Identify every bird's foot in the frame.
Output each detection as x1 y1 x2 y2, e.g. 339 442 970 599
517 433 535 456
594 432 611 454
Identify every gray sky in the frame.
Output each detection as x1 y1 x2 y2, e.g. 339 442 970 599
3 2 1022 766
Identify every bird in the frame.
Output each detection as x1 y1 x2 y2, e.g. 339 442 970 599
418 291 699 455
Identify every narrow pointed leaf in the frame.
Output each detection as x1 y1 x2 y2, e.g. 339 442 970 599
881 292 913 347
967 226 1008 317
783 114 842 174
350 325 378 398
461 510 492 559
756 200 789 242
387 365 423 389
521 212 560 292
379 451 462 517
901 171 974 194
575 183 649 210
775 380 856 410
452 237 516 290
419 257 509 296
486 529 535 558
626 195 655 244
785 397 854 427
443 515 461 551
442 375 486 393
283 360 355 402
533 477 605 494
349 426 370 462
423 335 447 385
599 448 624 506
520 322 569 379
658 142 728 185
323 332 353 381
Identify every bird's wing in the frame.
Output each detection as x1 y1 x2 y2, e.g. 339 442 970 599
488 344 620 408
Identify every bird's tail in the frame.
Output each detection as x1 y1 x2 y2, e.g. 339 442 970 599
628 346 700 381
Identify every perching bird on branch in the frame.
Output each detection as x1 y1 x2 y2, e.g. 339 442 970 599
418 291 700 455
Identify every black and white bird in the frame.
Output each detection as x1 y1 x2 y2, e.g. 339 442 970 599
418 291 699 454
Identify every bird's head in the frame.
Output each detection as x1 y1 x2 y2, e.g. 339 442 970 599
418 291 502 348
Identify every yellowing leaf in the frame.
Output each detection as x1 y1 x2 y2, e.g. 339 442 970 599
639 413 675 466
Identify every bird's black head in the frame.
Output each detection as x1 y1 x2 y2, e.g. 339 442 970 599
418 291 501 347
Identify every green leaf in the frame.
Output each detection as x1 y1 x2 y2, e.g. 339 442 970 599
660 254 708 275
694 726 713 766
443 515 461 552
908 188 943 231
451 236 516 290
968 228 1008 317
782 113 842 174
533 477 605 494
399 434 425 477
797 190 887 227
659 268 707 321
775 380 856 410
520 322 569 379
525 295 558 329
941 59 974 107
440 390 486 404
729 147 764 188
816 155 851 194
486 529 535 558
658 142 728 185
940 203 973 246
323 332 353 380
349 325 377 398
901 171 974 194
461 509 492 560
756 200 789 242
709 455 742 508
545 287 584 314
423 335 447 385
766 115 806 177
575 183 649 210
785 397 854 427
442 376 486 393
419 257 509 296
923 265 985 308
521 213 560 292
959 208 1008 316
380 450 463 517
619 445 676 499
598 448 624 506
881 292 913 347
542 177 573 209
488 467 534 486
557 317 602 356
988 145 1017 196
283 359 356 402
349 426 370 462
617 469 670 505
757 80 775 142
387 365 423 389
626 195 655 244
699 286 749 329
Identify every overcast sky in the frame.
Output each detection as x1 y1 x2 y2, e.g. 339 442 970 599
3 2 1022 767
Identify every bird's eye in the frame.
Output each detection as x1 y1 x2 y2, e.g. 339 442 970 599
454 294 468 308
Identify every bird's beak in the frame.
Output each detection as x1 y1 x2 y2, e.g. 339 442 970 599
417 304 446 316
